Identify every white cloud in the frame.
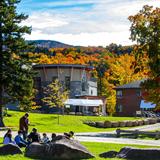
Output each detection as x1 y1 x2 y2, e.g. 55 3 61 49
25 30 132 46
22 12 68 29
23 0 160 46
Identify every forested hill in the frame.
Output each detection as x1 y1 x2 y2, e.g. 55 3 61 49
28 40 133 55
28 40 73 48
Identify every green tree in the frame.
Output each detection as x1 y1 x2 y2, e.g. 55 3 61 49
42 79 69 124
0 0 34 126
129 5 160 107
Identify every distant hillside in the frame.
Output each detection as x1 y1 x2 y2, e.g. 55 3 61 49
28 40 73 48
27 40 133 55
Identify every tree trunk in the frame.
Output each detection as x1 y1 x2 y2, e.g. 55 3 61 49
0 90 5 127
0 21 5 127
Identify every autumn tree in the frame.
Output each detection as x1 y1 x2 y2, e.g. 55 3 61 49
42 79 69 124
129 5 160 107
95 59 109 95
103 53 148 115
0 0 35 126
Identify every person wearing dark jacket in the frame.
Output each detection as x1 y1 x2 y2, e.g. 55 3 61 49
19 113 29 140
27 128 41 143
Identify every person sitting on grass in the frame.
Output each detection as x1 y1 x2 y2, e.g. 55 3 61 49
27 128 41 143
15 130 28 147
51 133 56 142
64 131 75 139
3 129 11 139
69 131 74 139
41 133 50 143
3 129 15 145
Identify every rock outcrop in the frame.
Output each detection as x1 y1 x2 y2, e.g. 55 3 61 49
25 136 94 159
117 147 160 160
0 144 22 155
99 150 118 158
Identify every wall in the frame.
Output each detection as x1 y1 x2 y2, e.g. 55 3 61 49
116 88 142 116
34 67 98 98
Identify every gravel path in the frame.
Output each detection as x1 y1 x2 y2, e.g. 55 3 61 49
75 123 160 146
75 136 160 146
0 123 159 146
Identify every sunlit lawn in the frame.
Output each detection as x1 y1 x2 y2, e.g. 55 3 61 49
82 142 160 160
0 138 159 160
3 111 141 133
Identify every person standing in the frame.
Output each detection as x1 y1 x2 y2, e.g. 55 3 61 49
19 113 29 140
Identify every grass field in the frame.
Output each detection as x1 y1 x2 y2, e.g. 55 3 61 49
3 111 140 133
0 141 159 160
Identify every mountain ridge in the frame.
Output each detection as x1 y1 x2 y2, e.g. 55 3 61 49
28 40 73 48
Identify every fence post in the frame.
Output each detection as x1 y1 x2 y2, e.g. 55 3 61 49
116 129 121 138
155 131 160 140
134 130 139 138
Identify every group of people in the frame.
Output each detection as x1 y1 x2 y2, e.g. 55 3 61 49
3 113 74 148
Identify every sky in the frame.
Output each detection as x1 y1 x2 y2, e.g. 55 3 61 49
18 0 160 46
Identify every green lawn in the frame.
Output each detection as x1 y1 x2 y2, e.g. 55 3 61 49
82 142 160 160
0 140 159 160
4 111 140 133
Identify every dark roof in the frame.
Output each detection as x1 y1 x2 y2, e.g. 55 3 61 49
33 64 94 70
115 79 146 89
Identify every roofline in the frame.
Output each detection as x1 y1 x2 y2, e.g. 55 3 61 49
115 87 141 90
33 64 94 70
114 79 146 90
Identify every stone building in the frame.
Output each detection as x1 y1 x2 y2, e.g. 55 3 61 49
33 64 106 115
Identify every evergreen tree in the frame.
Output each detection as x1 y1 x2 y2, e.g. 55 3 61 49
0 0 34 126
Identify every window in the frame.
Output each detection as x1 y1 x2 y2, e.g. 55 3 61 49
91 90 93 95
116 90 123 98
65 76 70 90
136 89 141 96
82 81 86 91
117 104 123 112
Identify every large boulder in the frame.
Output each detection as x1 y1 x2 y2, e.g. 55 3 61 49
125 121 133 127
117 147 160 160
83 120 96 127
0 143 22 155
131 121 138 126
119 121 126 127
99 150 118 158
148 118 157 124
137 120 144 126
144 119 150 125
96 121 104 128
111 121 119 128
25 136 94 159
104 121 112 128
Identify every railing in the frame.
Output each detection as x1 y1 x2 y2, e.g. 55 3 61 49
116 129 160 140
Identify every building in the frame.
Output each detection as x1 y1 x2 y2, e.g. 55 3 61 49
33 64 106 115
115 80 156 116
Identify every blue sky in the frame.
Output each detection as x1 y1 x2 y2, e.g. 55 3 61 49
18 0 160 46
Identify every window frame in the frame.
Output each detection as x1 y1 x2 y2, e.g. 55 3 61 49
116 90 123 98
